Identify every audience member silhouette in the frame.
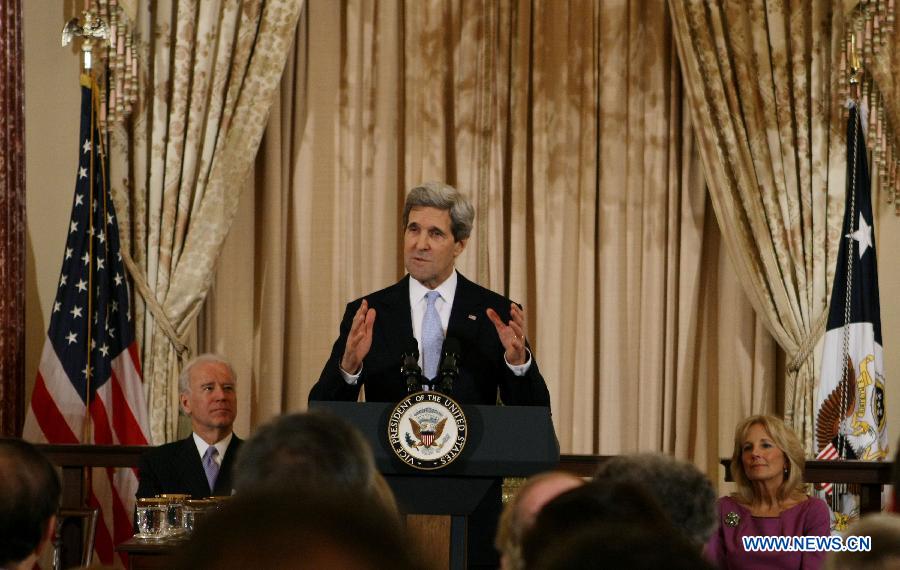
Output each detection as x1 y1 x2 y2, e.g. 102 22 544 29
174 489 424 570
495 471 584 570
594 453 717 548
0 438 61 570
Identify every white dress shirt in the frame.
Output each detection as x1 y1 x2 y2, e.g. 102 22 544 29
340 270 531 385
192 431 233 466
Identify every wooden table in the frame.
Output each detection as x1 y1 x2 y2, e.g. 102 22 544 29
117 537 184 570
556 454 893 514
720 458 893 514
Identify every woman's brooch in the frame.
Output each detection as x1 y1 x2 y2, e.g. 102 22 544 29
724 511 741 527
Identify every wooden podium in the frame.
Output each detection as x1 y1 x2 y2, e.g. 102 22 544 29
310 400 559 570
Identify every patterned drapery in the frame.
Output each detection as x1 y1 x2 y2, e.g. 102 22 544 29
670 1 848 450
859 0 900 210
109 0 303 443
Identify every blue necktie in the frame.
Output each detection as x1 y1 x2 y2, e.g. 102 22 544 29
203 446 220 493
422 291 444 380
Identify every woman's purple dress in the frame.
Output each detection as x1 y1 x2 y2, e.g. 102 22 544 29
705 495 831 569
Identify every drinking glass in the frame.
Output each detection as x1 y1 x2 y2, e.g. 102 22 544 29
159 494 190 536
134 498 168 539
182 499 215 534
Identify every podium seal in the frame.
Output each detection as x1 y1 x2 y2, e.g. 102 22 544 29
388 391 467 470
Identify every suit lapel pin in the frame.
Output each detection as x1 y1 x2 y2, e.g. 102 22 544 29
468 314 477 320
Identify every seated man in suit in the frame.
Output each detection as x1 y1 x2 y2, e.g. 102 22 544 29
0 438 61 570
309 181 550 408
136 354 242 498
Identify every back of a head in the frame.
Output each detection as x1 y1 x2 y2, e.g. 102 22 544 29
495 471 584 570
521 480 673 568
594 453 717 546
174 489 424 570
0 438 61 566
824 513 900 570
531 522 715 570
233 410 376 495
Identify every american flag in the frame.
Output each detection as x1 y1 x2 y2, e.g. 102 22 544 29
23 75 150 566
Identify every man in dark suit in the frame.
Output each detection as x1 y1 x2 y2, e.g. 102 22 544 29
309 183 550 569
309 182 550 408
136 354 242 498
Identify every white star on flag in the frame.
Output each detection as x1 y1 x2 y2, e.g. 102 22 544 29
97 230 106 243
70 306 83 319
75 194 84 206
82 252 90 265
114 273 123 286
70 221 78 233
75 279 88 292
53 302 61 313
99 344 110 357
97 258 105 270
65 247 73 260
59 275 67 287
78 167 87 179
66 331 78 344
82 139 91 153
846 213 873 259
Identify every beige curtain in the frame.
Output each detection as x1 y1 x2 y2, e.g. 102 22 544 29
205 0 777 479
202 0 404 433
109 0 303 443
669 1 848 451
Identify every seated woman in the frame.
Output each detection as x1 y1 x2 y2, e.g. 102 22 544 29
706 414 830 569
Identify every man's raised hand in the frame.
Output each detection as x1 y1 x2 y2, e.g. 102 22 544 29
486 303 528 366
340 299 376 374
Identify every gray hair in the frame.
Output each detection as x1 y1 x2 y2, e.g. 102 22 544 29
178 353 237 394
402 182 474 242
594 453 717 548
233 410 376 495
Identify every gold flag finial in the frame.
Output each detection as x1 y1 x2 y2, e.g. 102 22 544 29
61 11 110 71
848 32 862 86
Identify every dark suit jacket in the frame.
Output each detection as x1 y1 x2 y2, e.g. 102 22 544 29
309 274 550 407
136 434 242 498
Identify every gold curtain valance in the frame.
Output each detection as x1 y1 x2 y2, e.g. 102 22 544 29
64 0 139 130
843 0 900 213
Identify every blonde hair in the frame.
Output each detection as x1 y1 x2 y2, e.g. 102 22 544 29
730 414 807 504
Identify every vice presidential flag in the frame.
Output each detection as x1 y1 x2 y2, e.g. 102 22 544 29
23 75 150 566
814 102 888 523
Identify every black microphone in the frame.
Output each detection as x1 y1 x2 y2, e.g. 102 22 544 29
401 338 423 393
437 337 461 395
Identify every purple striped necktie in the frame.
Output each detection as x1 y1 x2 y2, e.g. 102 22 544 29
203 445 220 493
